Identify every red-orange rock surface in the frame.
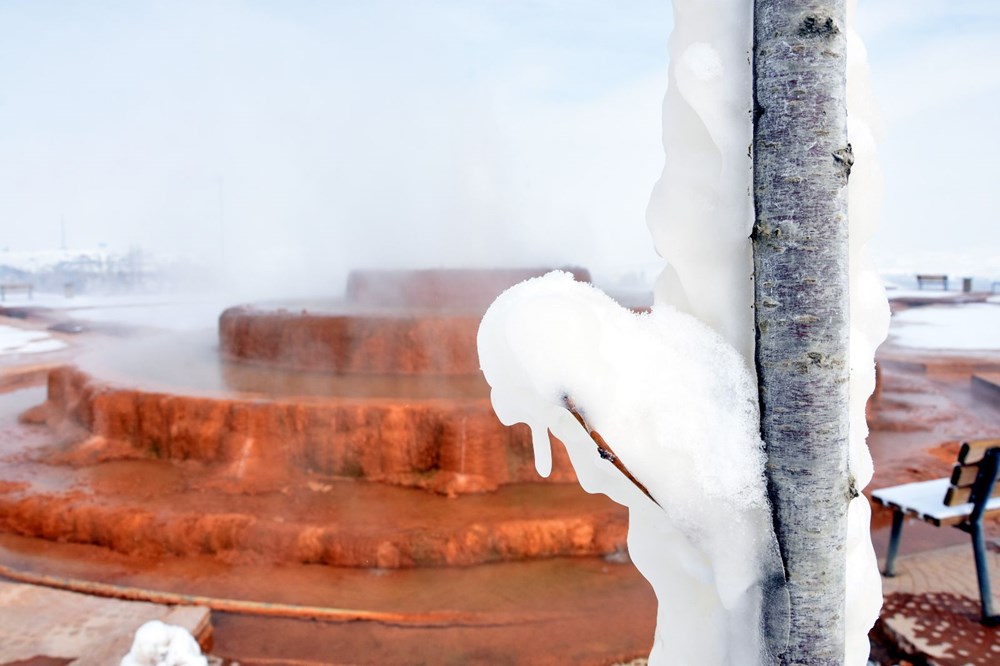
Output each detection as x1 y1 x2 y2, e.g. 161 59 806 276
33 366 579 495
345 267 591 310
219 267 592 375
0 469 626 567
219 310 485 376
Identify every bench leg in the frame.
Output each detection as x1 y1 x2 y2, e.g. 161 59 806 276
883 510 904 577
970 522 1000 626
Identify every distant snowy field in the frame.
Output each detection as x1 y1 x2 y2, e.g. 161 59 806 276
889 302 1000 351
56 300 224 332
6 291 226 332
0 291 225 361
1 278 999 358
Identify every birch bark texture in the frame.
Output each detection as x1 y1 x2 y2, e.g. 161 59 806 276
752 2 852 664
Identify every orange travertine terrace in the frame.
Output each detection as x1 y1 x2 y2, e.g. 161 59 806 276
5 267 632 567
218 267 592 375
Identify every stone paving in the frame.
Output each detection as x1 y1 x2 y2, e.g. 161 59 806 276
0 581 210 666
878 544 1000 665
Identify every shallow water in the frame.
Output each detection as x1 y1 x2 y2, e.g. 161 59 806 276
76 331 490 401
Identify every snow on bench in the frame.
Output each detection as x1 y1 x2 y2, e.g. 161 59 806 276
0 283 33 301
871 438 1000 625
915 274 949 290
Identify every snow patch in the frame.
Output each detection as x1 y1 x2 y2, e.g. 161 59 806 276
0 325 66 355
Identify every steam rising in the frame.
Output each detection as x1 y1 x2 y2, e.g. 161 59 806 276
0 1 671 300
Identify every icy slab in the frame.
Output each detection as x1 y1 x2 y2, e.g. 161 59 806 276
478 271 786 666
0 324 67 355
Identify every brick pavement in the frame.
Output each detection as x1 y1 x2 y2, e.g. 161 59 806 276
878 544 1000 665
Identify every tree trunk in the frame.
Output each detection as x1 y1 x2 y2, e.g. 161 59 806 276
752 1 852 664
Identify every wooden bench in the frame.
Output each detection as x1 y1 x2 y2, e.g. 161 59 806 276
871 439 1000 625
0 283 33 301
916 274 949 290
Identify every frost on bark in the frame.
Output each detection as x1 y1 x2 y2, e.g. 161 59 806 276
752 1 852 664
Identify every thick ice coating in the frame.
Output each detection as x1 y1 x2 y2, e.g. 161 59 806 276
644 0 885 661
646 0 754 362
842 1 892 661
478 271 787 665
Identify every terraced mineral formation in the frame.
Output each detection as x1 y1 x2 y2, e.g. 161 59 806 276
3 269 629 567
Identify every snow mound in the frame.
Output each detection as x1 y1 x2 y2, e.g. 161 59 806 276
120 620 207 666
478 271 787 665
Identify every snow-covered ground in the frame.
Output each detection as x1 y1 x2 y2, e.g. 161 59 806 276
889 302 1000 351
0 325 66 355
883 289 959 301
57 301 224 332
0 290 227 363
8 291 227 332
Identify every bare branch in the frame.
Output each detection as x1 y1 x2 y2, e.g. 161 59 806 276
562 396 660 508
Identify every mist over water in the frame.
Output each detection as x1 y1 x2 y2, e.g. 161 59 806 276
1 1 671 301
3 1 998 307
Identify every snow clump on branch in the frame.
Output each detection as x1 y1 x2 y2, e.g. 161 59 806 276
478 271 788 666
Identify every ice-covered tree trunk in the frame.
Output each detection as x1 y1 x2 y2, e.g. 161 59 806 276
752 2 852 663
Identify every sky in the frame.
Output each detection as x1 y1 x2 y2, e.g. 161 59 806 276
854 1 1000 275
0 1 998 296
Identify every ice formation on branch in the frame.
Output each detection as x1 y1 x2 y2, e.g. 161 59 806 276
843 0 892 662
643 0 886 662
478 271 786 665
479 0 887 662
646 0 754 363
